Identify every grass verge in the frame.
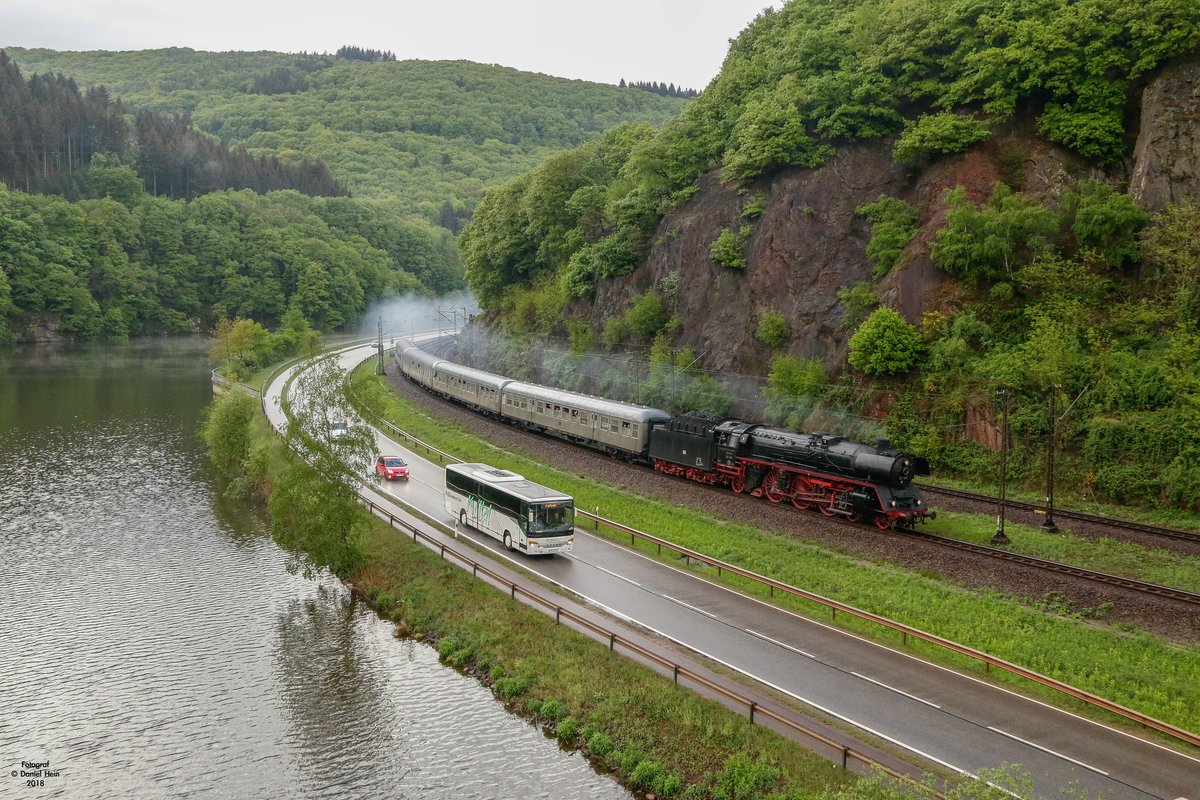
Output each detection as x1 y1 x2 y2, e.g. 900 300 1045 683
349 365 1200 740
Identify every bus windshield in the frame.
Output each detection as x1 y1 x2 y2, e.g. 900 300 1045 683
532 504 572 533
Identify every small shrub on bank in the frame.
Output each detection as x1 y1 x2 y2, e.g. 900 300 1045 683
587 730 614 756
494 673 532 700
540 697 569 720
556 716 578 741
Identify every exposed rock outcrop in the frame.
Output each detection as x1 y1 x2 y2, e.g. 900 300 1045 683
1130 60 1200 212
579 58 1200 380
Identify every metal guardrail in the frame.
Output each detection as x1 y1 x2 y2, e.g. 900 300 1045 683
211 368 260 397
355 492 933 791
347 378 1200 753
270 351 939 792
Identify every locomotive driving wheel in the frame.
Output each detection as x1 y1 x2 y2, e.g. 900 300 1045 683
730 475 746 494
875 514 893 530
790 475 813 510
763 469 786 503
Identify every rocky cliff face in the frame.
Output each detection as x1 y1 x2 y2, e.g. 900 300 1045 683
1130 60 1200 212
578 60 1200 379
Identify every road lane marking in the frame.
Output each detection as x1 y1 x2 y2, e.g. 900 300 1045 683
746 629 815 658
851 672 941 709
987 726 1109 775
582 561 641 587
662 594 717 618
577 530 1200 772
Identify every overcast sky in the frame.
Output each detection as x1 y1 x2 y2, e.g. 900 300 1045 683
1 1 780 90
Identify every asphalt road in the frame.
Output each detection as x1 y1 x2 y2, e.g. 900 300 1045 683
266 342 1199 800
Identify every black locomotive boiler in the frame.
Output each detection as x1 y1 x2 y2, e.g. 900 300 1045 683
648 412 933 529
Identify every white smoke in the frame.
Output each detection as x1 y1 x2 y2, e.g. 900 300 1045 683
355 290 481 342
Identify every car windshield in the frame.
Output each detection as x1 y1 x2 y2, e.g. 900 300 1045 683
384 458 406 467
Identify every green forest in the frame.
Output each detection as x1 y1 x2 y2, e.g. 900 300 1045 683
3 47 690 223
455 0 1200 511
0 46 690 343
0 184 457 342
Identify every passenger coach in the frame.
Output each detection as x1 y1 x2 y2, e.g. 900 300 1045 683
501 381 670 459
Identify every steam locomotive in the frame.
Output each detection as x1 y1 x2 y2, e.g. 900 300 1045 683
395 342 933 530
649 412 932 529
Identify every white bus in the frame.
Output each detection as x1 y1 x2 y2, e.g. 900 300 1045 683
445 463 574 555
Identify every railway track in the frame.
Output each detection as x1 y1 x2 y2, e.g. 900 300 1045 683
398 338 1200 609
882 526 1200 607
921 483 1200 545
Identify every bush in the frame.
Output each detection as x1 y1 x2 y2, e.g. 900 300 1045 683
630 759 665 789
626 291 668 339
494 673 532 700
555 716 578 741
710 228 747 269
931 185 1057 284
755 310 791 347
856 196 918 278
711 752 778 800
539 698 569 720
848 307 924 376
892 112 991 165
602 317 630 350
838 282 880 329
586 730 614 757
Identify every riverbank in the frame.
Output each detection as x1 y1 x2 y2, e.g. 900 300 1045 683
206 389 921 799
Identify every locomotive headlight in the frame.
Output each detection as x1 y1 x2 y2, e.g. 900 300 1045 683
916 499 922 505
890 499 897 507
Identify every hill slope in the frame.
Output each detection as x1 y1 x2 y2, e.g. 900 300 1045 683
454 0 1200 512
2 48 690 220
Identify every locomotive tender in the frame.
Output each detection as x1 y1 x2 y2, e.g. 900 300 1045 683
395 341 933 530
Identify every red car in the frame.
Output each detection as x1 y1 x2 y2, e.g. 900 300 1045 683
375 455 410 481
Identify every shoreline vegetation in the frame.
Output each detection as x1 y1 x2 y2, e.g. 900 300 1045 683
201 358 1187 799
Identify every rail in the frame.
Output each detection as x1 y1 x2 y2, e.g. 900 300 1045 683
271 349 940 793
347 376 1200 752
921 483 1200 545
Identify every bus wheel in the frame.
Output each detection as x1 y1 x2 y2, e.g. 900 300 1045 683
503 532 512 551
459 510 467 528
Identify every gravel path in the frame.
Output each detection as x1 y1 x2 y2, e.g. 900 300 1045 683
383 366 1200 644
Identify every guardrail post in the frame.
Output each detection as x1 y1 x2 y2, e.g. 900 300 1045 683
902 631 908 646
555 607 561 624
673 665 680 685
749 701 757 725
831 608 837 621
511 584 517 599
841 746 849 769
609 633 616 651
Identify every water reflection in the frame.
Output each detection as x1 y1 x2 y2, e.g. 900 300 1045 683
0 340 630 799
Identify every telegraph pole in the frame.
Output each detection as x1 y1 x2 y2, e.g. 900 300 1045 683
992 389 1011 545
376 316 385 375
1042 385 1060 532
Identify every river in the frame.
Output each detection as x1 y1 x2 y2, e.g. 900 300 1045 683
0 339 630 799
